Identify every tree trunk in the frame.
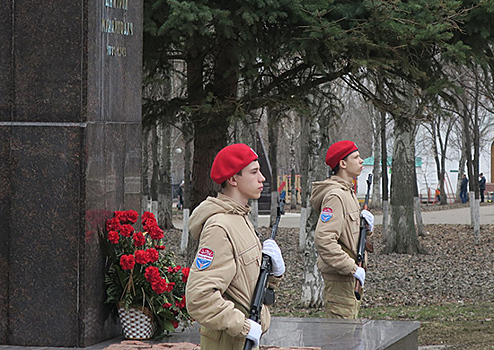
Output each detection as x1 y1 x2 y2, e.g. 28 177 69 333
289 118 298 209
299 114 310 252
300 92 331 307
150 123 159 216
291 168 297 209
186 115 229 265
456 135 467 203
414 167 425 237
470 192 480 244
472 71 481 242
183 126 193 210
385 116 422 254
372 109 382 208
300 204 324 308
460 86 481 242
180 126 193 253
268 108 279 227
142 125 151 212
157 121 173 229
380 108 390 242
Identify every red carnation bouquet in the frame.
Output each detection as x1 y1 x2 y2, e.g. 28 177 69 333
100 210 192 337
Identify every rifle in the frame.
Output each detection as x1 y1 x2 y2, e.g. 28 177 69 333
354 173 373 301
243 197 285 350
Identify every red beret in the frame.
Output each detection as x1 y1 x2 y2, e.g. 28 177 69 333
210 144 259 184
325 140 358 170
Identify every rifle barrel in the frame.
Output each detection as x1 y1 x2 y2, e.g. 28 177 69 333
243 198 284 350
354 174 372 300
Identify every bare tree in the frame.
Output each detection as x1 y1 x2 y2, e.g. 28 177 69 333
369 103 382 208
142 124 151 212
384 80 424 254
157 120 174 229
423 101 457 205
268 106 281 227
300 87 335 307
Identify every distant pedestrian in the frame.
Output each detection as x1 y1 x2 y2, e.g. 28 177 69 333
177 180 184 210
479 173 486 203
435 188 441 203
460 174 468 204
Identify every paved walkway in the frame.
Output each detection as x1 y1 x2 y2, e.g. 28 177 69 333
174 205 493 229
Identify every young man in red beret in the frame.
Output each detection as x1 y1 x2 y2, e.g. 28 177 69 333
311 140 374 319
186 143 285 350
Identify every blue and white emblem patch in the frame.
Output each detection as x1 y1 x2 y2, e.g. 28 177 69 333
195 247 214 270
320 207 333 222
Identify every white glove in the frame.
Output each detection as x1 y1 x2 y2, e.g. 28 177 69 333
246 319 262 348
353 266 366 287
262 239 285 276
361 209 374 232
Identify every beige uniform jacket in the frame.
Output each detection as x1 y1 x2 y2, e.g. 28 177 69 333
311 176 362 276
186 194 274 339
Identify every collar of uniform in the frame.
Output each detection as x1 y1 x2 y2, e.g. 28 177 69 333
330 175 355 191
217 193 252 216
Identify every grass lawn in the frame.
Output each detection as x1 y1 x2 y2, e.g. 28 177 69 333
360 303 494 349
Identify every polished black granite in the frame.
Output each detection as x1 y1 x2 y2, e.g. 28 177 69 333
164 317 420 350
0 0 143 347
0 317 420 350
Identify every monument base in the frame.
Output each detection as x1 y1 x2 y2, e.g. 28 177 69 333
0 317 419 350
166 317 420 350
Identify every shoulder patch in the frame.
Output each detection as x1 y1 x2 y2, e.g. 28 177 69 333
195 247 214 270
320 207 333 222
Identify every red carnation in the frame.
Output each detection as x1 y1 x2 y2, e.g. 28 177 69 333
145 266 161 283
166 282 175 292
146 248 159 263
123 210 138 223
132 231 146 247
152 278 168 294
167 265 181 273
114 211 126 222
141 211 155 225
107 230 119 244
172 321 179 329
181 267 190 282
106 217 122 232
146 222 164 240
135 250 149 265
175 295 186 309
163 303 172 308
120 224 134 237
120 254 135 270
154 245 165 250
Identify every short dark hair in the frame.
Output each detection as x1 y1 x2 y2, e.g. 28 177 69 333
220 169 243 188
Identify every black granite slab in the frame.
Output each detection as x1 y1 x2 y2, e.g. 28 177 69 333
0 317 420 350
0 0 143 347
161 317 420 350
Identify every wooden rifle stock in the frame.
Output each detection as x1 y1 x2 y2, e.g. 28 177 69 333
243 198 285 350
355 173 373 301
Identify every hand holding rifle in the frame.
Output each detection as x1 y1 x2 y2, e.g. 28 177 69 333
244 197 285 350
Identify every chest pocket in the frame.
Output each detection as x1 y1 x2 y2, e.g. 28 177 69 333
236 244 261 283
348 210 360 235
